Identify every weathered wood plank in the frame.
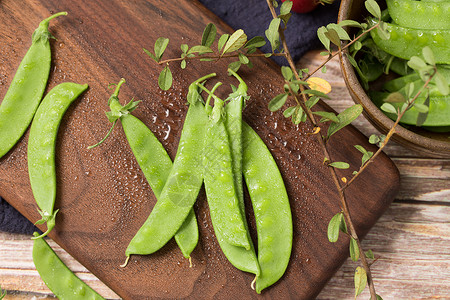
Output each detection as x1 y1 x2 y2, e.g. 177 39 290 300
1 202 448 299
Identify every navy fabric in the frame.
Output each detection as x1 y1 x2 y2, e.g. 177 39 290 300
0 0 340 234
198 0 341 64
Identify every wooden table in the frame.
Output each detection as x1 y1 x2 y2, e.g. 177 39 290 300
1 50 449 300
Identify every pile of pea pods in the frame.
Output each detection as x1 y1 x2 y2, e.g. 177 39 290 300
1 11 294 298
351 0 450 131
100 71 293 294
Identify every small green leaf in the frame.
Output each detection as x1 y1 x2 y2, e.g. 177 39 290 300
328 213 343 243
264 53 273 58
349 237 359 262
143 48 158 62
365 249 375 259
218 34 230 52
283 106 296 118
405 82 415 99
329 161 350 169
181 44 189 54
292 106 304 124
302 89 330 99
244 36 266 49
181 59 186 69
385 92 406 103
338 20 363 28
281 66 293 81
339 216 348 234
369 134 380 144
201 23 217 47
353 40 362 51
435 71 450 96
422 46 435 66
354 144 368 155
327 104 363 139
408 56 428 71
188 45 213 55
320 51 330 56
266 18 281 52
324 28 341 48
222 29 247 55
238 53 250 65
354 266 367 297
158 65 172 91
376 294 384 300
377 21 390 40
268 93 288 112
306 96 320 109
380 103 397 114
154 37 169 61
280 0 293 15
322 65 327 73
327 23 351 41
313 111 339 123
317 26 330 51
414 102 429 113
365 0 381 19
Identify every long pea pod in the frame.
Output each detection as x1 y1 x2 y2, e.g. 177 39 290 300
100 79 199 260
242 122 293 293
203 97 250 249
198 81 260 276
32 232 105 299
0 12 67 158
124 74 215 259
28 82 88 239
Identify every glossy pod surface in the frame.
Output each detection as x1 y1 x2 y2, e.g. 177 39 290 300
370 19 450 64
119 112 199 259
124 100 207 257
28 82 88 237
242 122 293 293
203 101 250 250
0 12 66 158
32 233 104 299
386 0 450 30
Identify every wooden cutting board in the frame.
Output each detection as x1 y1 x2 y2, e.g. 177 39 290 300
0 0 400 299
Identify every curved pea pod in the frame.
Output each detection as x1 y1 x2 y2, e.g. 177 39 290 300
369 19 450 64
118 111 199 259
32 232 104 299
28 82 88 239
124 97 207 258
242 122 293 293
386 0 450 30
0 12 67 159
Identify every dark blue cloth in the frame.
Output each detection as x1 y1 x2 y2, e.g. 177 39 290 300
198 0 341 64
0 0 340 234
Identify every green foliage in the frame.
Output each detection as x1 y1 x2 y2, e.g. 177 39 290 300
354 145 373 169
365 249 375 260
0 286 6 300
222 29 247 55
329 161 350 169
268 93 288 112
349 237 359 262
201 23 217 47
265 18 281 52
328 212 343 242
158 65 172 91
327 105 363 139
354 266 368 297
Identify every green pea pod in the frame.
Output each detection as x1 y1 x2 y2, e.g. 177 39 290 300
386 0 450 30
369 18 450 64
124 74 214 258
242 122 293 294
32 232 105 299
28 82 88 239
0 12 67 159
203 98 250 249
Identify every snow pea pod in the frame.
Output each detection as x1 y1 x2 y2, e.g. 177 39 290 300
369 18 450 64
28 82 88 239
32 232 104 299
242 122 293 293
124 74 214 259
0 12 67 158
203 97 250 249
103 79 198 260
386 0 450 30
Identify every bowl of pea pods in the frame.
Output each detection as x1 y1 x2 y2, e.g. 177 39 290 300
338 0 450 157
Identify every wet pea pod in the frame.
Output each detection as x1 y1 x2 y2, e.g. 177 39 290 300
28 82 88 239
0 12 67 158
95 79 198 260
32 232 104 299
201 89 250 250
369 18 450 64
386 0 450 30
124 74 215 259
242 122 293 294
197 81 260 276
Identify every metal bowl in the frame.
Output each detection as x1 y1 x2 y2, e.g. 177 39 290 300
338 0 450 158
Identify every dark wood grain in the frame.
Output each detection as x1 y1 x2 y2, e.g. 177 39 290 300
0 1 400 299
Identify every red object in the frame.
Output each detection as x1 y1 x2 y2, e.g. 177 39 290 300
283 0 319 13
